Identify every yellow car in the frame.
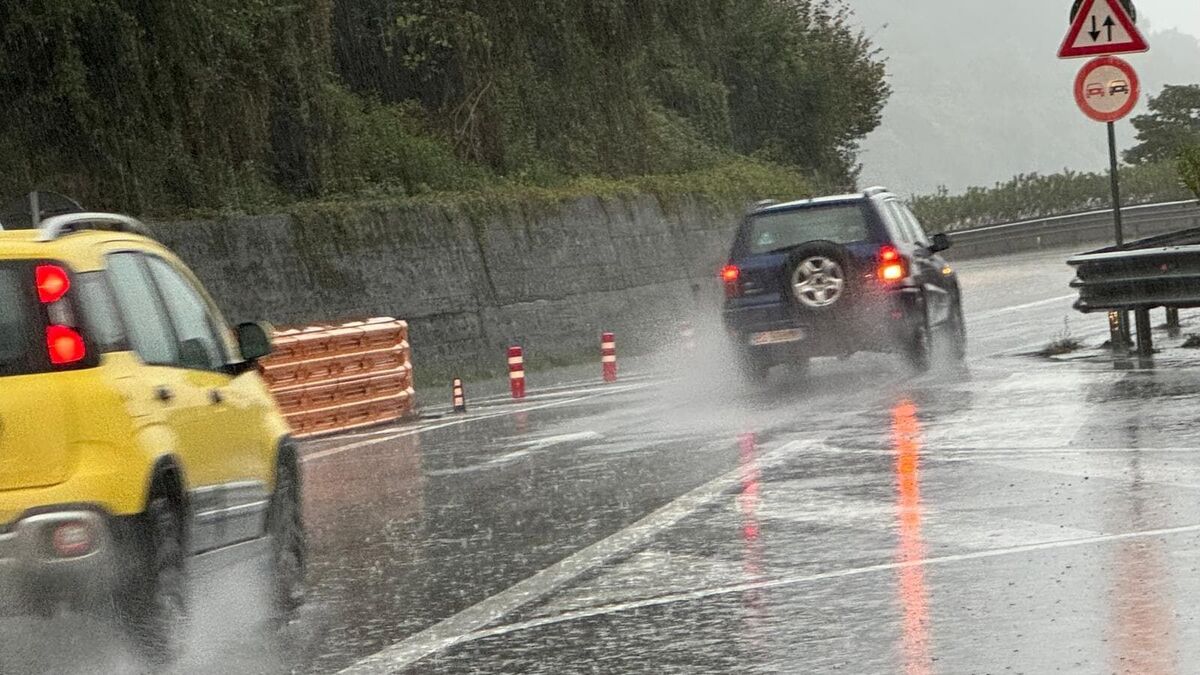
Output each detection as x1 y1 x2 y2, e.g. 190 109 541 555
0 212 304 663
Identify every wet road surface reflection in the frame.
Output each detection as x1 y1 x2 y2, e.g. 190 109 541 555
892 400 931 675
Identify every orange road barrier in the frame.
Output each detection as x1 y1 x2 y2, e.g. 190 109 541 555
260 318 415 438
601 332 617 383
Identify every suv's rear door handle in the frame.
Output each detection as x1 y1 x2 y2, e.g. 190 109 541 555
209 389 224 405
154 386 174 403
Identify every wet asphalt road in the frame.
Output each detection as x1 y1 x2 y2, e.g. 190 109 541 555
11 246 1200 674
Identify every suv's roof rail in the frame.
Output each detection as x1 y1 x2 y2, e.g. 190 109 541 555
37 212 151 242
862 186 891 197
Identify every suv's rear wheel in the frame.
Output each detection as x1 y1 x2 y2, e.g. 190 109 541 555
905 305 933 374
782 242 855 312
269 451 306 621
117 492 188 666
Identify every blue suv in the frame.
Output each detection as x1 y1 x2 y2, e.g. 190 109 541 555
721 188 966 379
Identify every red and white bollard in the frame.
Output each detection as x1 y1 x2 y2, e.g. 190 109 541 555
508 346 526 399
452 378 467 413
601 332 617 383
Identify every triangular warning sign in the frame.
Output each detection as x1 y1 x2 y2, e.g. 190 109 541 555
1059 0 1149 59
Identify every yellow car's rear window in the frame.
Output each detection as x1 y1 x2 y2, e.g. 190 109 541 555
0 265 33 373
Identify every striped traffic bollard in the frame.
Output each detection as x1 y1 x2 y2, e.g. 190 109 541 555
508 346 526 399
452 378 467 413
601 332 617 383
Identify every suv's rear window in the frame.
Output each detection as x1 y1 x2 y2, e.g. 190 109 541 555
0 265 34 374
745 204 872 254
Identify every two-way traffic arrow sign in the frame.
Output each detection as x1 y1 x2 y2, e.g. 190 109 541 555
1059 0 1149 59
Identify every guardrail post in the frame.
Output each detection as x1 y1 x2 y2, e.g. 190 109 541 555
1167 308 1181 338
1107 311 1127 355
1135 309 1154 357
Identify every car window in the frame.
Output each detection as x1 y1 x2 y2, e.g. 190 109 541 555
106 253 179 366
883 201 920 245
145 256 227 371
745 204 873 255
75 272 128 353
901 204 931 245
0 266 31 369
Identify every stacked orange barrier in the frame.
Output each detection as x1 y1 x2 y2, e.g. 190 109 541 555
260 318 415 438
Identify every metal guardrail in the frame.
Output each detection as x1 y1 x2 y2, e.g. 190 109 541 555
1068 227 1200 313
947 200 1200 259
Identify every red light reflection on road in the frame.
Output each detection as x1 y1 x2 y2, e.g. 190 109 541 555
739 432 766 635
892 400 932 675
1108 463 1177 675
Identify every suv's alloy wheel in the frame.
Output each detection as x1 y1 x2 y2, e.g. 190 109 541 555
791 256 845 308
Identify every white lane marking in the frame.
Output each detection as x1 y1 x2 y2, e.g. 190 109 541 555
971 294 1077 320
426 433 607 476
516 431 605 450
427 450 533 477
450 523 1200 648
801 445 1200 458
453 376 656 408
302 383 652 464
337 439 812 675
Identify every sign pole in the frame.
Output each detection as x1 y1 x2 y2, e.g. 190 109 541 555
1106 120 1132 347
1107 121 1124 246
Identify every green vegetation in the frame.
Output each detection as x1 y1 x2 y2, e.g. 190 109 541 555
1125 85 1200 165
1038 320 1084 358
0 1 888 217
910 162 1190 231
910 84 1200 231
1180 146 1200 202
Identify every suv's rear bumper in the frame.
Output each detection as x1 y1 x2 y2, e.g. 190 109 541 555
0 509 118 616
723 287 922 357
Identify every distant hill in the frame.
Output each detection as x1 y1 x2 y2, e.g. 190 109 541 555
846 0 1200 196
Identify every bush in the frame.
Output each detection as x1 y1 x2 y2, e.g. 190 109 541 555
1180 146 1200 202
323 89 491 198
911 161 1192 231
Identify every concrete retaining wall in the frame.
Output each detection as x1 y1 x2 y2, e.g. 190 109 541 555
154 195 740 377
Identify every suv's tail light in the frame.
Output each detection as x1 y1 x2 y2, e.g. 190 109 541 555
722 264 741 298
35 264 87 366
878 246 908 284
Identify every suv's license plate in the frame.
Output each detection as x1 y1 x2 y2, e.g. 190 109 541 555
750 329 805 346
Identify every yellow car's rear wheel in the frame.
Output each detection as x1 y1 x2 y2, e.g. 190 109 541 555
116 492 188 666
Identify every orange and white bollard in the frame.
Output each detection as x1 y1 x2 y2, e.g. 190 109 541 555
452 378 467 413
508 346 526 399
601 332 617 383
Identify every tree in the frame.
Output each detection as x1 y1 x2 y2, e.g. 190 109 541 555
1124 85 1200 165
1180 146 1200 202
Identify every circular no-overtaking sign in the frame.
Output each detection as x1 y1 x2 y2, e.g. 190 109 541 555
1074 56 1140 123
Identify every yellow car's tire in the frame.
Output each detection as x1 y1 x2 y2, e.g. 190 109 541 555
116 493 188 666
268 451 306 621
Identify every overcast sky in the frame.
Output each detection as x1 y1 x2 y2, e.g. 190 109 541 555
1138 0 1200 37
